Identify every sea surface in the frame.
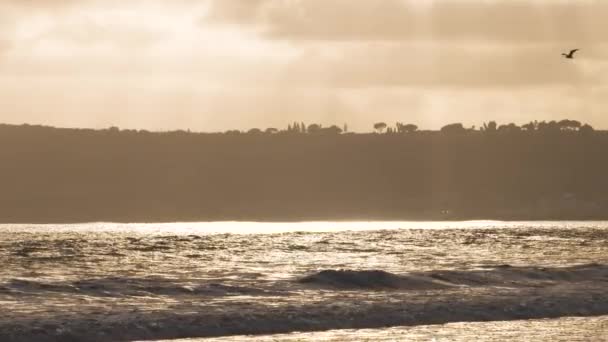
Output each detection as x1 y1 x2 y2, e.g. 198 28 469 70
1 221 608 341
160 316 608 341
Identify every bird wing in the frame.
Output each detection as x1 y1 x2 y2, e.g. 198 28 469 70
570 49 579 56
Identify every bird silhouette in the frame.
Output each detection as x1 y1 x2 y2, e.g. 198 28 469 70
562 49 579 59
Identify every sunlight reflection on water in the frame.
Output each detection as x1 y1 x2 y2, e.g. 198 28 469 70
3 220 606 235
2 221 608 341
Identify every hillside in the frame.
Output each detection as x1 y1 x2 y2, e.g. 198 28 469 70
1 123 607 222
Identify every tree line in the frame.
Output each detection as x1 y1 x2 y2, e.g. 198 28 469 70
227 119 595 136
5 119 594 137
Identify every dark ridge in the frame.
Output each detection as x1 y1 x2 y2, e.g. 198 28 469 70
1 122 608 223
298 264 608 290
298 270 451 290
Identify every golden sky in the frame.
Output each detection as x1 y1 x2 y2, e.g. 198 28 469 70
0 0 607 131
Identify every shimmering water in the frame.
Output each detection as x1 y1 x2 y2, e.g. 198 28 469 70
1 221 608 341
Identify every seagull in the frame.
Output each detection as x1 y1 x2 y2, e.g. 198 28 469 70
562 49 579 59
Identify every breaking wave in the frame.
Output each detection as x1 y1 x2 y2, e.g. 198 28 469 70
298 264 608 290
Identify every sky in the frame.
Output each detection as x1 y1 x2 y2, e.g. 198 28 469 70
0 0 607 132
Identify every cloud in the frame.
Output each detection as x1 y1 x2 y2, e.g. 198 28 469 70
0 1 196 63
207 0 267 24
204 1 608 90
207 0 608 43
277 44 602 89
0 40 11 55
0 0 85 12
37 19 166 49
0 12 17 56
0 0 607 131
4 0 84 7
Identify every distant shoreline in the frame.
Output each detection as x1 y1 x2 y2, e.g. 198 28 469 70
3 216 608 225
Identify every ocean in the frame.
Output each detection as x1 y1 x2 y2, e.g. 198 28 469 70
2 221 607 341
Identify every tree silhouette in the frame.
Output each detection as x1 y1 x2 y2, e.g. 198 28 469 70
307 124 322 134
396 122 405 133
522 122 536 131
322 125 343 135
396 122 418 134
374 122 388 133
404 124 418 133
538 121 560 133
498 123 521 133
482 121 497 132
441 123 466 134
580 123 595 135
558 119 582 131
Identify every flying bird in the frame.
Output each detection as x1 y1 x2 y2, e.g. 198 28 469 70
562 49 579 59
